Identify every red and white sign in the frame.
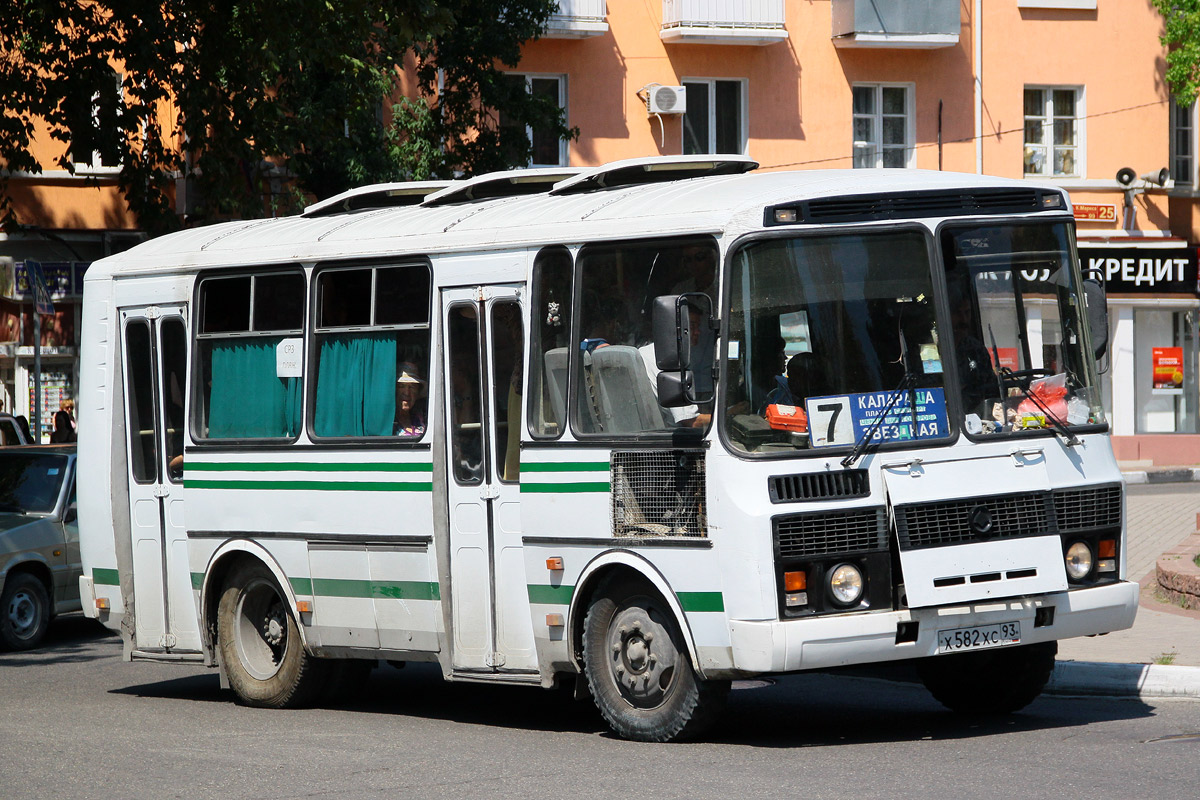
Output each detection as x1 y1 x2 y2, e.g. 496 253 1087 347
1152 346 1184 394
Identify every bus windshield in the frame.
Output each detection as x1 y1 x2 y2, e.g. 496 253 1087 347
724 229 947 454
941 221 1105 438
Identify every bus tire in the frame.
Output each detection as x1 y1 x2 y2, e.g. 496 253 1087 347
0 572 51 651
216 560 326 709
917 641 1057 715
582 576 728 742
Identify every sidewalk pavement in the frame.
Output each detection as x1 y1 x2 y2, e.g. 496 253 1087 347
1050 470 1200 700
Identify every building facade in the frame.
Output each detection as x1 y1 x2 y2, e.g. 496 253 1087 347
3 0 1197 460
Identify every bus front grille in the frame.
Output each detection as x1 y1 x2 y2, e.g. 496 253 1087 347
773 508 887 559
1053 484 1122 531
896 492 1051 550
769 469 869 503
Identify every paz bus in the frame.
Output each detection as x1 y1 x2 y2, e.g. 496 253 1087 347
77 156 1136 742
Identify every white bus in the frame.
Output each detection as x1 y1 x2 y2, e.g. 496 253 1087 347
77 156 1137 742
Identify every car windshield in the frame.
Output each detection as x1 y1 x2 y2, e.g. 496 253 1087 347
724 229 948 455
0 454 69 513
942 221 1104 437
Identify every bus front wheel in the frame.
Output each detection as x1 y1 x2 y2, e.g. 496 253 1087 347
917 641 1057 715
582 577 728 742
217 560 326 709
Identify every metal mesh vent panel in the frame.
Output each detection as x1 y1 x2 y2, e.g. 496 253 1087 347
1054 485 1121 530
774 508 887 559
896 492 1051 550
611 450 706 537
770 470 869 503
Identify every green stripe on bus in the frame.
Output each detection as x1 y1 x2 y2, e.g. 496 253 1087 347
187 461 433 473
92 568 119 586
290 577 314 595
191 572 203 590
185 479 433 492
677 592 724 613
528 584 575 605
308 578 440 601
520 481 611 493
520 461 609 473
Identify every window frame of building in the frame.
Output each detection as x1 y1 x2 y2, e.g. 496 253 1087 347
501 73 569 168
1170 97 1196 191
1023 85 1085 179
681 78 748 156
851 83 915 169
72 70 124 175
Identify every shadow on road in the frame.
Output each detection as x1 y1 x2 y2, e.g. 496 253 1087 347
0 613 116 667
99 658 1158 746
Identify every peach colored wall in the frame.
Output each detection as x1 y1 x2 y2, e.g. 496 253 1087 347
519 1 1171 234
8 180 136 231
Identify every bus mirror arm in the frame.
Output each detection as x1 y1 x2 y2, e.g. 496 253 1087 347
1082 272 1108 360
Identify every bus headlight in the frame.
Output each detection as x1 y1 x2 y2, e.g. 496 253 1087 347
1065 541 1094 581
828 563 864 605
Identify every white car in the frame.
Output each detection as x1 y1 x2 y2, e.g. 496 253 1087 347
0 445 79 649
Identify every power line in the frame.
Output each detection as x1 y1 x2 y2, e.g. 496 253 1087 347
758 99 1167 171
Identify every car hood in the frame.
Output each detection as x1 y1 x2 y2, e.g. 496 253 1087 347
0 513 48 535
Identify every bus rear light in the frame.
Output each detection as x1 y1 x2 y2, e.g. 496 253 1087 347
296 600 313 614
784 571 806 592
546 557 564 571
1098 539 1116 559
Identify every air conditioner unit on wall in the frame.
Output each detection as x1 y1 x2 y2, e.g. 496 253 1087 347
647 85 687 115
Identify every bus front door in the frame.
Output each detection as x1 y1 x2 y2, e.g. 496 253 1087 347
442 286 536 674
120 306 200 653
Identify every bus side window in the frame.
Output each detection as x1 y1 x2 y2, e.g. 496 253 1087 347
311 264 431 439
195 270 305 440
527 247 572 439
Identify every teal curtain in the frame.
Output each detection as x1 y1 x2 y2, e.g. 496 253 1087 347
314 333 397 437
208 339 301 438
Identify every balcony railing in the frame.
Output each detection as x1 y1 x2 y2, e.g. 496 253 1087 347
660 0 787 46
831 0 960 49
544 0 608 38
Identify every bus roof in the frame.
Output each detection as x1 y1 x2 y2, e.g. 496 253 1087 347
87 167 1064 280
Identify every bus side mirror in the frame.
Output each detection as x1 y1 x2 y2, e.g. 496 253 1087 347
1083 275 1108 360
652 293 714 406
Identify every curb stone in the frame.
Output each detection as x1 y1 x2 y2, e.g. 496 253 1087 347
1047 661 1200 699
1121 467 1200 485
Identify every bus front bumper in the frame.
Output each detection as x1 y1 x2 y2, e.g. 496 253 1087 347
726 580 1139 675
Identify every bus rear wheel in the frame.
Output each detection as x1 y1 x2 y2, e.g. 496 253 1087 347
918 641 1057 715
217 560 326 709
582 577 728 742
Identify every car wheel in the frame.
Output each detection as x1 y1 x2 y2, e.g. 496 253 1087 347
0 573 52 651
216 560 327 708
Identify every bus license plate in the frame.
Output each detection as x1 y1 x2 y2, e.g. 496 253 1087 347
936 621 1021 654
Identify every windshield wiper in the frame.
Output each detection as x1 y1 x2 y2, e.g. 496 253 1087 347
997 367 1081 447
841 372 916 469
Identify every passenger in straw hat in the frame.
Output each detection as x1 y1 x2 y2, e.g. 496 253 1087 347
394 362 426 437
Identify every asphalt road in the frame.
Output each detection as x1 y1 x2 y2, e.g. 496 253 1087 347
1 617 1197 800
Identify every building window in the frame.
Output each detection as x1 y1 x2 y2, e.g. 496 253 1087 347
72 70 123 172
501 74 567 167
1171 98 1195 189
683 79 746 155
1024 87 1081 178
852 84 912 168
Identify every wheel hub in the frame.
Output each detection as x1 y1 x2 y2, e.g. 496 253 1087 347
606 604 678 707
7 590 36 637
